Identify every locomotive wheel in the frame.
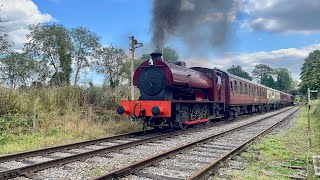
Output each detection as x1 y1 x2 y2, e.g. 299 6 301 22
191 104 201 121
200 105 209 119
176 104 189 130
200 105 210 125
177 121 188 130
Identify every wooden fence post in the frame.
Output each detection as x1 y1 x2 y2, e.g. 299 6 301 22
33 112 38 133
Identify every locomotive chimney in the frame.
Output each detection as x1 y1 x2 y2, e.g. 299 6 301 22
150 52 163 60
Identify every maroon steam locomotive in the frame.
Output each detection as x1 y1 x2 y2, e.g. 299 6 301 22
117 52 294 129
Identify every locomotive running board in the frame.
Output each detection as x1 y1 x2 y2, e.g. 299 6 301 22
184 118 209 125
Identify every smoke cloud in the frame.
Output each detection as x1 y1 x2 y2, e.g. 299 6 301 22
151 0 239 53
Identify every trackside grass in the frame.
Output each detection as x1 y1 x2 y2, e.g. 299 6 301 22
213 101 320 179
0 86 141 155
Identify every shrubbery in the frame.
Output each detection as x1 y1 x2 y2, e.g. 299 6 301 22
312 102 320 116
0 85 140 153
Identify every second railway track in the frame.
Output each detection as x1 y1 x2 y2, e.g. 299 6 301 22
96 106 300 180
0 106 297 179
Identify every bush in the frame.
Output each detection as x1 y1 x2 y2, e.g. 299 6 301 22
0 88 20 115
0 85 142 154
0 114 32 135
312 103 320 116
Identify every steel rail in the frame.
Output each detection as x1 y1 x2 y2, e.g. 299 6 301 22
93 106 298 180
0 113 235 179
0 129 156 163
189 106 301 180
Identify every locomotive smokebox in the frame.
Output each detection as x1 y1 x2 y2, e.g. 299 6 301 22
150 52 162 60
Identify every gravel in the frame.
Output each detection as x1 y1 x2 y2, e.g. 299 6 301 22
0 161 27 169
135 107 299 179
98 142 119 146
209 107 300 179
49 152 74 158
25 156 54 163
8 107 297 179
83 145 107 150
121 175 153 180
158 158 204 169
67 148 91 154
141 166 193 179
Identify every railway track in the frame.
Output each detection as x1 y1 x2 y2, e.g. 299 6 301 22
0 106 296 179
95 106 300 180
0 113 244 179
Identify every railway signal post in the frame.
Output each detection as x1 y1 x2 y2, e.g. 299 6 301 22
129 36 143 100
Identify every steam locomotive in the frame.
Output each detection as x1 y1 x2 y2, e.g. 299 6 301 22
117 52 294 130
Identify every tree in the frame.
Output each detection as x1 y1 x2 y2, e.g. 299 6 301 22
252 64 273 83
162 46 179 63
70 27 101 86
261 74 276 89
300 50 320 94
274 68 293 91
0 6 12 56
24 23 72 85
227 65 252 80
95 45 127 88
0 52 39 88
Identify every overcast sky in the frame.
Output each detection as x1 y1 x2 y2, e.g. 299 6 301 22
0 0 320 84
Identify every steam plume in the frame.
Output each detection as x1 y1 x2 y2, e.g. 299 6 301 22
151 0 238 53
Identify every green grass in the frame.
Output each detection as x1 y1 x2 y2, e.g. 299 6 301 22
214 101 320 179
0 86 141 155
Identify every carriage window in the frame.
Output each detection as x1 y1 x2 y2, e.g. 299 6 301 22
240 82 243 94
249 85 252 94
244 83 247 94
260 88 262 96
230 81 233 92
234 81 238 93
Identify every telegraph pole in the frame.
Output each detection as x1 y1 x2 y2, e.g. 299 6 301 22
129 36 143 100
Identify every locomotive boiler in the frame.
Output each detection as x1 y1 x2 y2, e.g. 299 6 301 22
117 52 294 130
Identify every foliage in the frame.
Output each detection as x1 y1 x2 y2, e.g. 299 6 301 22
215 102 320 179
0 88 19 115
162 46 179 63
274 68 293 91
261 74 276 89
0 115 32 136
300 50 320 96
252 64 273 83
0 85 141 154
24 23 73 85
0 13 12 56
139 46 179 64
252 64 293 91
139 53 151 61
70 27 101 86
227 65 252 80
95 45 128 88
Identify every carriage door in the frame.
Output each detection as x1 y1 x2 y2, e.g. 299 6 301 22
214 70 226 103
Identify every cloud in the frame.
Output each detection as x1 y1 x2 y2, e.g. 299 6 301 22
241 0 320 34
185 43 320 80
0 0 54 50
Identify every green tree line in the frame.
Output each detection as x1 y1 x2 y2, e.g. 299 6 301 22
300 50 320 97
0 22 179 89
227 64 295 91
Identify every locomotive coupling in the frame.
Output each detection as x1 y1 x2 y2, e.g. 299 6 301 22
151 106 164 116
